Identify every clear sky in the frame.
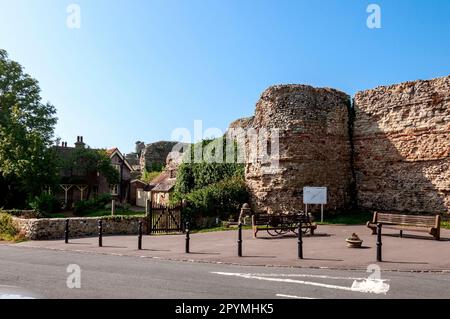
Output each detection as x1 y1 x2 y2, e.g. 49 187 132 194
1 0 449 153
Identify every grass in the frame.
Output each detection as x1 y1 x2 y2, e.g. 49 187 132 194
0 233 27 243
315 211 373 225
0 212 27 243
191 225 252 234
316 212 450 229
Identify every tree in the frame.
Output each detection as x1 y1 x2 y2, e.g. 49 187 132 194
0 49 58 208
61 147 119 199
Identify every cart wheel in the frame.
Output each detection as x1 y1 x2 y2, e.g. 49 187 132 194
267 228 282 236
292 225 310 236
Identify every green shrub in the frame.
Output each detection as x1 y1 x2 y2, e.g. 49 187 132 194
0 212 18 240
141 169 162 183
74 193 112 215
172 138 249 223
29 193 61 215
183 175 249 219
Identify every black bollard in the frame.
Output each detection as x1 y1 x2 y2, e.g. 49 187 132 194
98 219 103 247
185 221 190 253
65 219 69 244
238 222 243 257
297 221 303 259
138 221 143 250
376 223 382 262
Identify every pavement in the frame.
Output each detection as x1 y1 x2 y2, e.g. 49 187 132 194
1 245 450 299
12 225 450 272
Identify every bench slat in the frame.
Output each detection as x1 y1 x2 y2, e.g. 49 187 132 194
368 211 441 240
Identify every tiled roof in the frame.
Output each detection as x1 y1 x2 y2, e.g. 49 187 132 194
151 178 176 192
150 171 176 192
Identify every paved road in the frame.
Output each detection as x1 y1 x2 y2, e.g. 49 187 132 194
0 245 449 299
18 226 450 271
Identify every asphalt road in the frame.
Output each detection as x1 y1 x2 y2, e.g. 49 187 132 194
0 245 449 299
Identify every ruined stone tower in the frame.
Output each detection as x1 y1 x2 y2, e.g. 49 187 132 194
235 75 450 215
244 84 353 213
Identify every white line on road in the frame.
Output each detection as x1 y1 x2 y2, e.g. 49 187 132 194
276 294 316 299
212 272 390 295
247 273 390 281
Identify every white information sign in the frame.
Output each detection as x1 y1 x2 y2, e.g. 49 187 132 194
303 187 327 204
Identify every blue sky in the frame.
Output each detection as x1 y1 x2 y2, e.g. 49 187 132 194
1 0 449 153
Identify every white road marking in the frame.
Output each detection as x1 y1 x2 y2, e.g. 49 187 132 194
0 294 34 299
212 272 390 295
276 294 316 299
247 273 390 281
351 279 390 294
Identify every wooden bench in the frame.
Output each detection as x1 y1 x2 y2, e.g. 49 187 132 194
252 213 317 238
367 212 441 240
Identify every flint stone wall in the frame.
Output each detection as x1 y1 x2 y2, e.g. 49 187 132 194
140 141 181 171
354 76 450 214
14 216 148 240
245 85 353 213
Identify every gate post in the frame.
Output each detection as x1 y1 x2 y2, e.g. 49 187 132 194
147 199 152 235
111 199 116 216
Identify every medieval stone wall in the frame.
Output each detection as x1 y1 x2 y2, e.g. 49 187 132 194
245 85 353 213
140 141 182 171
354 76 450 214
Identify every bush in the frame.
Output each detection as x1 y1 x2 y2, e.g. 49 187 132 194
172 138 249 223
0 212 19 240
29 193 61 215
174 163 244 196
142 169 162 183
183 175 249 220
74 193 112 215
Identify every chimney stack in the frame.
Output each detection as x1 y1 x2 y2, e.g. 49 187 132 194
75 136 85 148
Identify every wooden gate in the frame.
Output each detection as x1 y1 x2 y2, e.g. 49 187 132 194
148 202 183 234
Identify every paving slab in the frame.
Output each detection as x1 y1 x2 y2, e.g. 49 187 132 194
12 225 450 272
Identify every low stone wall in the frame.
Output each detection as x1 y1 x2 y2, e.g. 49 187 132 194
13 216 149 240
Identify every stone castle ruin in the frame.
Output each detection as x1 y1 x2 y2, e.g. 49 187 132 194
233 75 449 215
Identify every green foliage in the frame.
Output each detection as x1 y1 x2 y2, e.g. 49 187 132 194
73 193 112 215
28 193 61 215
79 210 144 218
0 212 18 241
0 49 58 208
141 168 162 183
61 148 119 185
172 137 248 219
145 162 164 172
182 174 249 219
174 162 244 197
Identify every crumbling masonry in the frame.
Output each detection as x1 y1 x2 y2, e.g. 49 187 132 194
234 76 450 215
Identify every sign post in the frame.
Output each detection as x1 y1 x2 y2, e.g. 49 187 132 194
303 187 327 223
